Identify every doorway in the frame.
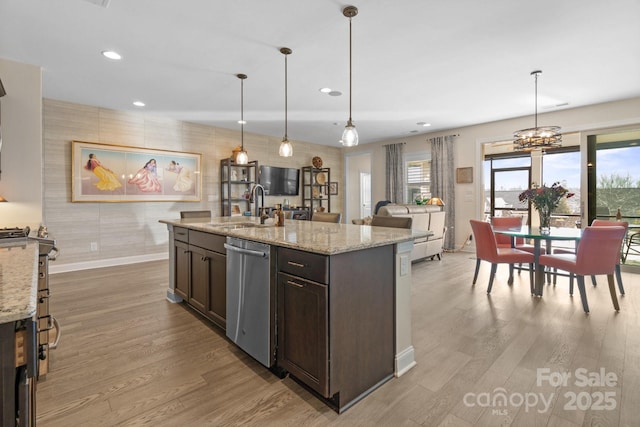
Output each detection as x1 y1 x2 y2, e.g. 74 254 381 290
345 152 372 223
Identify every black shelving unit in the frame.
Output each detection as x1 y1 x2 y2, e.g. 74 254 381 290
301 166 331 219
220 159 258 216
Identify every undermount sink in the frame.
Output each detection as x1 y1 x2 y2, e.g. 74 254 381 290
206 222 276 230
207 222 256 230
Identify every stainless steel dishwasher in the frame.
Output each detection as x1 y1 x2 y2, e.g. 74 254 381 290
224 237 273 367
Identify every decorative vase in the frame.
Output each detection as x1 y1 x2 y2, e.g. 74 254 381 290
538 205 551 235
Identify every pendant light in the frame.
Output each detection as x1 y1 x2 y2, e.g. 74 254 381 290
341 5 358 147
236 73 249 165
279 47 293 157
513 70 562 151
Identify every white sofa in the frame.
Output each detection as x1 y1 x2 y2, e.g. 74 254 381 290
376 204 446 262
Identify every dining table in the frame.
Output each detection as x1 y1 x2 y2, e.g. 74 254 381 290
493 225 583 296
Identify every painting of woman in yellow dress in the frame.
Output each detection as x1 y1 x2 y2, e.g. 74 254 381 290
85 153 123 191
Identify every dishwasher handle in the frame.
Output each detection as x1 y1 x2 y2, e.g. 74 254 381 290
224 243 268 258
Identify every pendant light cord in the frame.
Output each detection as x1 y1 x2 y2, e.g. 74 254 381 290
284 52 288 139
241 77 244 150
348 15 353 123
534 71 538 129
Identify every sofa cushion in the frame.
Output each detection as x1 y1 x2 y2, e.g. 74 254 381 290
429 211 446 239
377 205 410 216
406 205 441 214
411 214 429 231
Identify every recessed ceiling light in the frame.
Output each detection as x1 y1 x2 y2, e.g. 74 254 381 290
133 101 145 107
102 50 122 60
416 122 431 127
238 120 246 125
328 91 342 97
319 88 332 93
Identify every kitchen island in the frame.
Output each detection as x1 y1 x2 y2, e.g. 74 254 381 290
160 216 427 412
0 240 39 426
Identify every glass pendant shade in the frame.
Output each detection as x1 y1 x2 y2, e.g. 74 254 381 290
341 121 359 147
279 138 293 157
236 150 248 165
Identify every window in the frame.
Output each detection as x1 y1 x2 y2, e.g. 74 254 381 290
541 149 581 218
405 152 431 203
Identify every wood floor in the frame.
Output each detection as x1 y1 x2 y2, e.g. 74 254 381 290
37 252 640 426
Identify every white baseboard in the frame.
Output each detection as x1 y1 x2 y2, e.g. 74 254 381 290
50 252 168 274
395 345 417 377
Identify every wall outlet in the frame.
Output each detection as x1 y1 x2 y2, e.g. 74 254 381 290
90 242 98 251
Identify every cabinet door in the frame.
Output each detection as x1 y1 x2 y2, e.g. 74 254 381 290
189 246 209 314
206 251 226 329
174 240 190 300
277 272 329 397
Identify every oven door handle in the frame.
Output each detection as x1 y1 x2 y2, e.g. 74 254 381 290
49 316 61 349
48 246 60 261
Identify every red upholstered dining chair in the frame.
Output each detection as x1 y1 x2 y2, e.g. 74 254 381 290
552 220 627 295
538 226 627 313
469 220 535 294
491 216 525 248
591 219 627 294
491 216 547 278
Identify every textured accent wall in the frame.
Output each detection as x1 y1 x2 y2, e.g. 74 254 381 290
43 99 343 268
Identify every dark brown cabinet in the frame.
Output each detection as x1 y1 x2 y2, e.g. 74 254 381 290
173 238 190 301
172 227 227 329
278 272 328 396
189 246 209 314
276 245 395 412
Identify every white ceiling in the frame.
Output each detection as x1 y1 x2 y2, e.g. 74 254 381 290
1 0 639 146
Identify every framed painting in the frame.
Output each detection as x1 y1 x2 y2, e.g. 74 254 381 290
72 141 202 202
329 182 338 195
456 167 473 184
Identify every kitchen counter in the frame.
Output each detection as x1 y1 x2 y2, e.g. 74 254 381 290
159 216 428 255
0 239 39 324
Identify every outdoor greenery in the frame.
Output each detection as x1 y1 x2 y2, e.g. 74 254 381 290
597 173 640 218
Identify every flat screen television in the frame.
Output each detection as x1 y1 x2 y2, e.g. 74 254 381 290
259 165 300 196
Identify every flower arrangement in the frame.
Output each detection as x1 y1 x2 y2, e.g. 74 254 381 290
518 182 574 211
519 182 574 232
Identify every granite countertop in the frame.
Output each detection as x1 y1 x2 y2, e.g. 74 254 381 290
0 239 39 324
160 217 430 255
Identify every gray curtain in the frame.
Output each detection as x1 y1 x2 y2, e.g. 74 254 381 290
430 135 455 250
385 143 405 203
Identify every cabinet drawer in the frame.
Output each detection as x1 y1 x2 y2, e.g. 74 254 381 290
189 230 226 254
174 227 189 243
278 247 328 284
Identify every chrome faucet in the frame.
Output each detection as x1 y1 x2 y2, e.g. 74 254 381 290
250 184 266 217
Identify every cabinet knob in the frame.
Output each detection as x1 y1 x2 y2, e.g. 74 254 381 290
201 256 209 262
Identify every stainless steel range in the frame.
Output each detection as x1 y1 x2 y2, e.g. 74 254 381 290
0 226 60 379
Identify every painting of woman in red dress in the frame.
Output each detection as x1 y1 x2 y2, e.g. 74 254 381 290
128 158 162 192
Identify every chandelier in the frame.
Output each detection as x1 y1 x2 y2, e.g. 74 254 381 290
513 70 562 151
